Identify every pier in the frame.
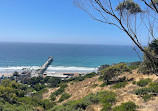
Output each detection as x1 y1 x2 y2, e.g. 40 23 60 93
36 56 53 77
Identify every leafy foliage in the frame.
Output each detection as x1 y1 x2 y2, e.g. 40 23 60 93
67 72 97 82
100 83 107 87
49 91 116 111
50 84 68 102
135 81 158 101
113 101 137 111
116 0 142 14
58 93 71 102
13 71 19 77
142 94 153 102
112 82 128 89
0 79 55 110
52 84 68 97
139 39 158 74
100 63 130 84
136 78 152 87
50 94 56 101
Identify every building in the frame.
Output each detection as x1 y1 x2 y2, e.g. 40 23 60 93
43 72 68 80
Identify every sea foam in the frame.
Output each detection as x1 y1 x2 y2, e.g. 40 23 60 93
0 66 97 73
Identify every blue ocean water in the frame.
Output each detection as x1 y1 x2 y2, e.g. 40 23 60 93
0 42 142 73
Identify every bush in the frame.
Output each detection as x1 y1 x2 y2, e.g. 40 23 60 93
53 88 64 96
40 99 56 110
113 101 137 111
50 93 56 101
128 65 139 70
58 93 71 102
135 88 150 95
51 84 68 97
49 91 116 111
142 94 153 102
92 84 98 88
13 71 19 77
32 88 48 99
100 83 107 87
132 81 136 85
59 84 68 89
136 78 152 87
135 81 158 101
101 63 130 84
112 82 128 89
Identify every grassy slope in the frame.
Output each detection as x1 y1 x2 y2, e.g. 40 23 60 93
43 70 158 111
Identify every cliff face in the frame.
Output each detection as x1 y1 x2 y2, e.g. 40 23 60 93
43 70 158 111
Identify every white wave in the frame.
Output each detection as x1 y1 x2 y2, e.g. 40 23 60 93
0 66 97 73
48 66 97 71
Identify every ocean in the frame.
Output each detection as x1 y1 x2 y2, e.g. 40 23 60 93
0 42 142 73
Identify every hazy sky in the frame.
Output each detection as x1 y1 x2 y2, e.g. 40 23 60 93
0 0 147 45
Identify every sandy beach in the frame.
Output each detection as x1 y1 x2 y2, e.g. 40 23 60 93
0 73 13 77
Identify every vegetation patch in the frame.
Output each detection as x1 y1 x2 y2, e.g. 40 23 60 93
142 94 153 102
112 82 128 89
0 80 55 110
112 101 137 111
135 81 158 101
139 39 158 74
49 91 116 111
128 65 139 70
136 78 152 87
50 94 56 101
51 84 68 96
67 72 97 82
100 83 107 87
58 93 71 102
91 84 98 88
100 63 130 84
132 81 136 85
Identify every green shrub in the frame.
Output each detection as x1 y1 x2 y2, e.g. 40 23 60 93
136 78 152 87
132 81 136 85
53 88 64 96
32 88 48 99
49 90 116 111
58 93 71 102
112 82 128 89
135 81 158 102
101 103 112 111
128 65 139 70
52 84 69 97
0 103 36 111
149 81 158 86
60 84 68 89
92 84 98 88
40 99 56 110
101 63 130 84
50 93 56 101
113 101 137 111
13 71 19 77
100 83 107 87
142 94 153 102
135 88 150 95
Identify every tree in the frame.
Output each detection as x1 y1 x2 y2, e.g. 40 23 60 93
139 39 158 73
13 71 19 77
75 0 158 71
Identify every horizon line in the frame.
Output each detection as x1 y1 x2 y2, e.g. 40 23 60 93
0 41 147 46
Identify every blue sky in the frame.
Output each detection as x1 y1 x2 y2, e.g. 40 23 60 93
0 0 146 45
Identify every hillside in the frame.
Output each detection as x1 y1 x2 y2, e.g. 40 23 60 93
43 69 158 111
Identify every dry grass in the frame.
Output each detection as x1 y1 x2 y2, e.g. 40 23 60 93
42 69 158 111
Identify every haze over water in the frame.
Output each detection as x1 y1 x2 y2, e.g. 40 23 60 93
0 42 142 73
